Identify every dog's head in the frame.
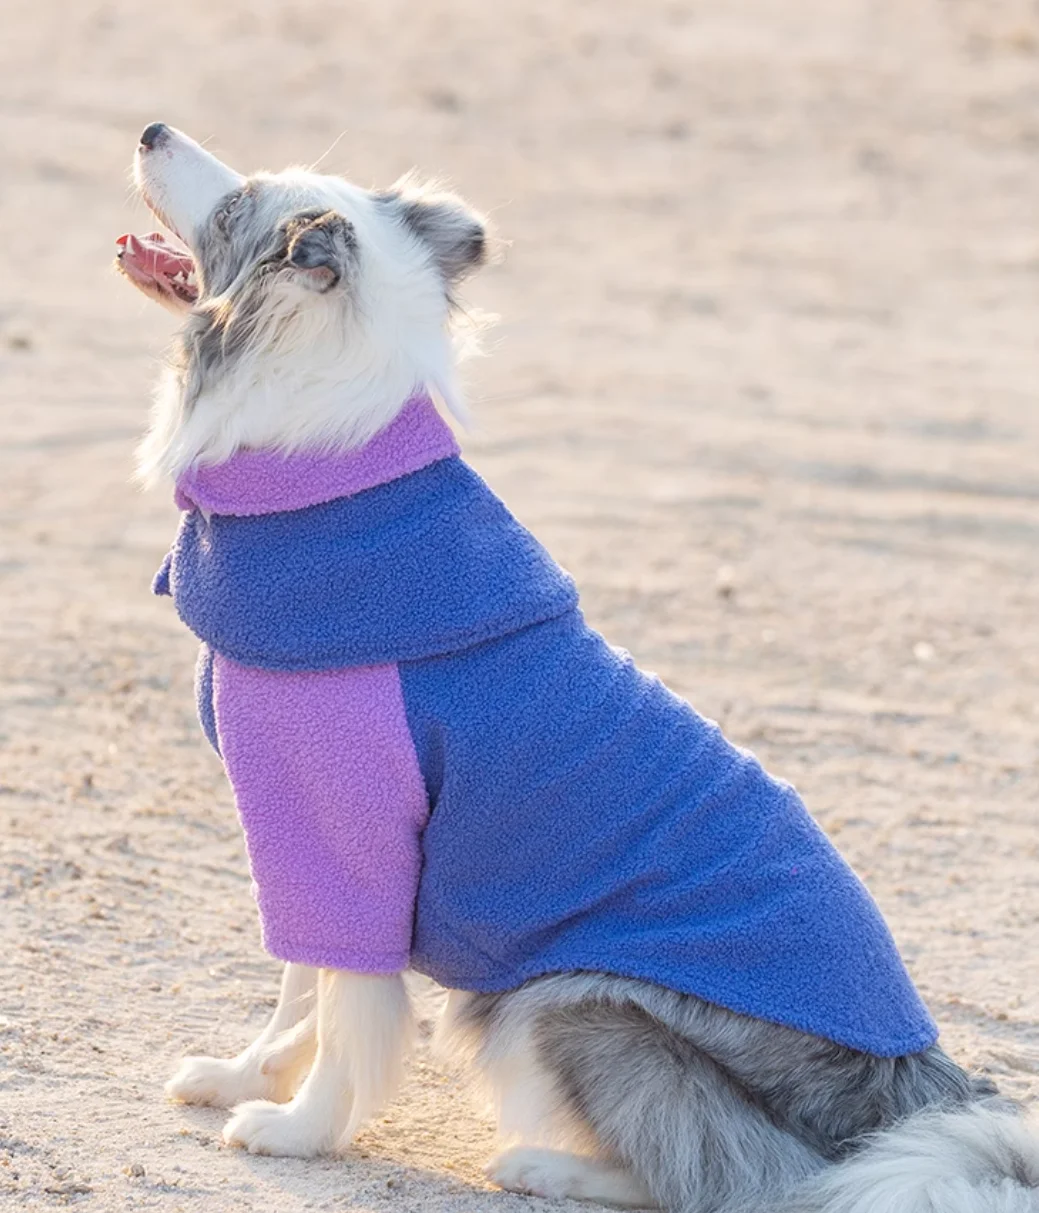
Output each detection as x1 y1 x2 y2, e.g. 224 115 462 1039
119 124 489 483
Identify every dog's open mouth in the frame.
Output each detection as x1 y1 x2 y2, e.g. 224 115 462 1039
116 231 198 306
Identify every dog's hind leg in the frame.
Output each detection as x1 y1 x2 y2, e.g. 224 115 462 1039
440 991 656 1207
166 962 317 1108
223 969 413 1157
533 999 825 1212
459 980 825 1213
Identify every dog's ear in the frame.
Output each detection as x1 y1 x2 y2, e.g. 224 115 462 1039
378 180 487 284
285 210 357 292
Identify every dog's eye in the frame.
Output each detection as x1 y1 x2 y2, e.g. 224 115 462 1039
215 192 244 230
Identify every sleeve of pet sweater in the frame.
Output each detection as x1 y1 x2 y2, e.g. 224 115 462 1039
211 654 429 972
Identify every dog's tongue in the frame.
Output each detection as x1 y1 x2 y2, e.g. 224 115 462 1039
117 231 194 277
116 231 198 305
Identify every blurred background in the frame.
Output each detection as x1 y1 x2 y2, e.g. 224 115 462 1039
1 2 1037 1208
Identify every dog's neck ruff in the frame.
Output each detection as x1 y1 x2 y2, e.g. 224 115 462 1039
174 393 458 517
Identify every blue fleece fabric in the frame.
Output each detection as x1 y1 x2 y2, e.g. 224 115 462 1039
154 457 578 670
157 454 939 1057
399 613 937 1056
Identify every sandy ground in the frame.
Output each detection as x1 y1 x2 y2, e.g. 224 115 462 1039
2 0 1039 1209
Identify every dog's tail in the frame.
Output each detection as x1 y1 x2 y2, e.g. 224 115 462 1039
779 1103 1039 1213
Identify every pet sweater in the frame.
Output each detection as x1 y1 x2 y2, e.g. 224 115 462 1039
154 395 939 1057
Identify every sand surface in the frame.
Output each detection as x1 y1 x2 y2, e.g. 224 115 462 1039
2 1 1038 1209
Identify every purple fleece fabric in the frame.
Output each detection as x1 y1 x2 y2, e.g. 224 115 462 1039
174 393 458 516
211 654 428 971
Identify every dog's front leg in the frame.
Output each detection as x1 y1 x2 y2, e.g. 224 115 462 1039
223 969 412 1157
166 962 317 1108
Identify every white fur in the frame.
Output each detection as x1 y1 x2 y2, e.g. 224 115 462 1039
135 127 243 244
786 1106 1039 1213
488 1147 656 1208
436 988 594 1153
443 991 656 1205
222 970 413 1157
132 127 472 486
166 962 317 1107
174 968 1039 1206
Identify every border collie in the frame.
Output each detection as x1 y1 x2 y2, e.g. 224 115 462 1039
116 123 1038 1213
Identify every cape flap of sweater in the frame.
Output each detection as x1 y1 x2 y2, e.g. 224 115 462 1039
154 455 579 669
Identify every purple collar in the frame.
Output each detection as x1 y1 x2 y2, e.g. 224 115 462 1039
174 394 459 517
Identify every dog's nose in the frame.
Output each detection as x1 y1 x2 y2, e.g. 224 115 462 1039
139 122 169 151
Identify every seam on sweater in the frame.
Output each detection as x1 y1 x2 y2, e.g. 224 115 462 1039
386 662 431 831
397 663 441 812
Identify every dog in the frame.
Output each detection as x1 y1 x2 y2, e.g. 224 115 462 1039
117 123 1039 1212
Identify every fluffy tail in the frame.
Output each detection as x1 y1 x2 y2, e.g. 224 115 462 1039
782 1104 1039 1213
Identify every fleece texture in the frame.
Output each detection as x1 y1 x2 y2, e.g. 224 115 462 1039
157 396 939 1058
173 393 459 517
212 655 427 971
154 463 578 671
400 611 938 1056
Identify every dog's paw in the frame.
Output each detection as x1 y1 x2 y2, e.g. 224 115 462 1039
165 1055 283 1109
487 1147 656 1207
222 1099 336 1158
487 1147 583 1199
